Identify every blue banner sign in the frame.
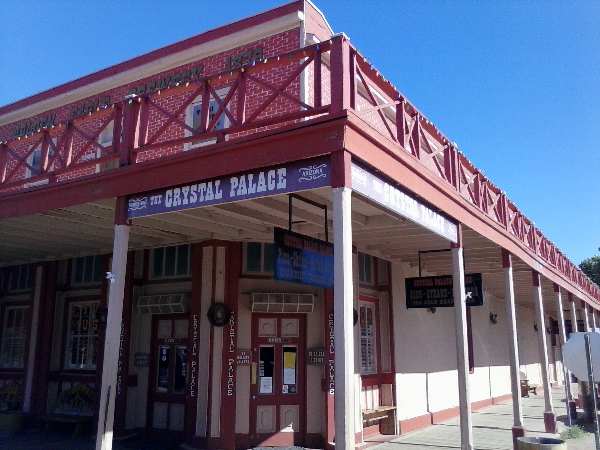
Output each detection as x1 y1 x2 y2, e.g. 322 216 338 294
127 158 330 218
274 227 334 288
405 273 484 308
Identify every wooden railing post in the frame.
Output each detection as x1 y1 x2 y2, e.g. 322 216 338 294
330 33 351 114
120 98 141 167
314 47 322 109
0 143 7 184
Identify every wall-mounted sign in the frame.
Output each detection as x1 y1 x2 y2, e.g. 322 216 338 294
69 95 112 120
226 47 264 71
307 347 325 365
351 163 458 243
127 157 331 218
134 352 150 368
128 65 204 97
274 227 334 288
405 273 484 308
237 349 251 366
13 112 57 138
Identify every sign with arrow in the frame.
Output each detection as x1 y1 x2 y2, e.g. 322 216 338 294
405 273 484 308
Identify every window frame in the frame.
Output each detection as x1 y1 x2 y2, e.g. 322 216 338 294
0 303 30 370
63 299 100 371
184 87 230 150
242 242 275 276
149 244 192 280
358 252 374 286
6 265 33 293
358 297 380 375
71 255 105 287
25 137 57 180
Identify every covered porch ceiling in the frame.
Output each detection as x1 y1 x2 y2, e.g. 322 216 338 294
0 188 576 317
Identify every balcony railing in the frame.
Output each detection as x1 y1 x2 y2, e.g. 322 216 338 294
0 35 597 302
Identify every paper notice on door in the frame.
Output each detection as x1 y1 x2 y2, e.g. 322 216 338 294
283 351 296 385
260 377 273 394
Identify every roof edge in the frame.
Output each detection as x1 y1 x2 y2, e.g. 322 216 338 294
0 0 303 119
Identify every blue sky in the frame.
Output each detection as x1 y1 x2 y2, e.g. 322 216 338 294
1 1 598 263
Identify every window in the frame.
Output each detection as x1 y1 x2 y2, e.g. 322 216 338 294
359 301 377 374
65 301 99 370
72 256 104 286
7 265 32 292
151 245 191 279
243 242 275 274
98 120 114 148
0 306 29 369
184 88 230 150
358 253 373 285
25 138 56 179
376 259 390 286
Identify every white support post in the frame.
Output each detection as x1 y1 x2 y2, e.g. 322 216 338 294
570 294 579 333
333 187 356 450
593 310 598 332
452 231 473 450
95 222 130 450
22 265 43 413
502 250 524 446
583 303 592 332
555 284 575 425
532 271 556 433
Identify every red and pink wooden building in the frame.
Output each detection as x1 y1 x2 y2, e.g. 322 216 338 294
0 2 598 450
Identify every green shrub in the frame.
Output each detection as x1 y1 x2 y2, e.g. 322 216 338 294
560 425 586 440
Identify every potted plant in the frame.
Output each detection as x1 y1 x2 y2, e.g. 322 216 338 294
0 382 24 432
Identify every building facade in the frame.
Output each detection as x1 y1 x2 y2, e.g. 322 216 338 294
0 2 599 450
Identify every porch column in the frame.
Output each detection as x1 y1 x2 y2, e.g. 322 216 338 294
554 284 575 423
532 271 556 433
502 250 524 446
570 293 579 333
96 199 130 450
452 228 473 450
332 186 356 450
583 302 592 332
592 310 598 331
22 264 43 413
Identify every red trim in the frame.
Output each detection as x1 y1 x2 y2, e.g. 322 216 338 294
502 249 511 269
398 413 431 434
0 1 303 116
331 149 352 188
532 270 541 287
31 261 57 414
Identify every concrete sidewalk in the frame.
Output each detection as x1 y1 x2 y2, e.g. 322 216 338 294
368 387 594 450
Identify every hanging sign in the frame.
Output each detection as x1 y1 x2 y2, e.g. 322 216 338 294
351 163 458 243
405 273 484 308
127 158 330 218
273 227 334 288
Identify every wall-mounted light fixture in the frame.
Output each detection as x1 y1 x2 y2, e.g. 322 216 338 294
428 307 437 314
489 313 498 324
533 323 538 332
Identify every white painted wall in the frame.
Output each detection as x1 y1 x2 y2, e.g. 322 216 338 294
390 260 550 423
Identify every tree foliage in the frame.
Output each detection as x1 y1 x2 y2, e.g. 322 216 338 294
580 248 600 287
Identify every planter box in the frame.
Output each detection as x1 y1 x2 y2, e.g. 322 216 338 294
0 412 25 433
517 437 567 450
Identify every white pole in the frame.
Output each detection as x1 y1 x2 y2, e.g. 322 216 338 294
593 311 598 332
584 304 592 332
570 294 579 333
22 265 43 413
555 285 574 426
333 187 356 450
532 271 556 433
95 223 130 450
502 250 524 445
452 233 473 450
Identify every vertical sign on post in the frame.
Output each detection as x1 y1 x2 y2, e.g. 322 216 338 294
324 290 335 445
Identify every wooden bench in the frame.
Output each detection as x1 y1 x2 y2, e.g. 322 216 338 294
362 406 397 434
520 379 538 397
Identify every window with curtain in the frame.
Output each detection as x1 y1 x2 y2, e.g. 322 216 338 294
65 301 99 370
359 302 377 374
0 305 29 369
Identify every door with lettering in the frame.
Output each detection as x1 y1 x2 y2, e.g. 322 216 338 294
250 314 306 446
148 315 189 434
